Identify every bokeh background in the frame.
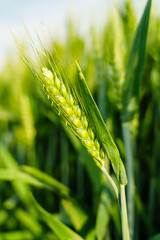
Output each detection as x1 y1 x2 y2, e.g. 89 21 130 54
1 0 160 70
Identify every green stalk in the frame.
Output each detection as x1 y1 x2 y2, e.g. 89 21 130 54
120 185 130 240
122 123 134 239
103 167 130 240
101 165 119 200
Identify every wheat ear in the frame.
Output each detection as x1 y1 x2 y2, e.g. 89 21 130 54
42 67 105 165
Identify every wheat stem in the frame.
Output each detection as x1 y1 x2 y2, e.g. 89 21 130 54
122 123 134 239
101 165 119 199
120 185 130 240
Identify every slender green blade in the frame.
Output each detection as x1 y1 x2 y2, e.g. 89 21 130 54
15 209 42 235
85 229 96 240
76 63 127 185
0 167 89 232
22 166 89 225
0 169 49 188
0 143 30 203
22 165 70 197
122 0 152 122
95 184 113 240
61 198 88 231
0 231 34 240
30 193 84 240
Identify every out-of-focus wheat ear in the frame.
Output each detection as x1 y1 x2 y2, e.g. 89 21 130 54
110 8 125 110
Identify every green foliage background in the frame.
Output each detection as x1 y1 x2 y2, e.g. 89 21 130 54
0 1 160 239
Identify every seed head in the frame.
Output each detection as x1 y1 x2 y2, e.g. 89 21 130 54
41 67 106 168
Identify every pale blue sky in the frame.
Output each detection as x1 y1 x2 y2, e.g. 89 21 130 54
0 0 159 71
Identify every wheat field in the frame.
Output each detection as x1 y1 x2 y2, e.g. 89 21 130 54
0 0 160 239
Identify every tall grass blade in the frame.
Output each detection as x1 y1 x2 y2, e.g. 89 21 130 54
122 0 152 122
0 143 30 203
15 209 42 235
30 193 84 240
0 231 34 240
76 63 127 187
121 1 152 238
95 184 114 240
22 165 89 223
61 198 88 231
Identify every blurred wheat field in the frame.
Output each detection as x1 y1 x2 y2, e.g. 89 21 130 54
0 0 160 239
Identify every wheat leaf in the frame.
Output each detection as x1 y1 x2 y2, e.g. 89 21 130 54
122 0 152 122
30 193 84 240
76 63 127 185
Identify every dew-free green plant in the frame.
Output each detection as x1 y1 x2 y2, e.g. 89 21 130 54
8 0 153 239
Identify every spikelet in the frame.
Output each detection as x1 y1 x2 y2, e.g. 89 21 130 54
42 67 106 168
